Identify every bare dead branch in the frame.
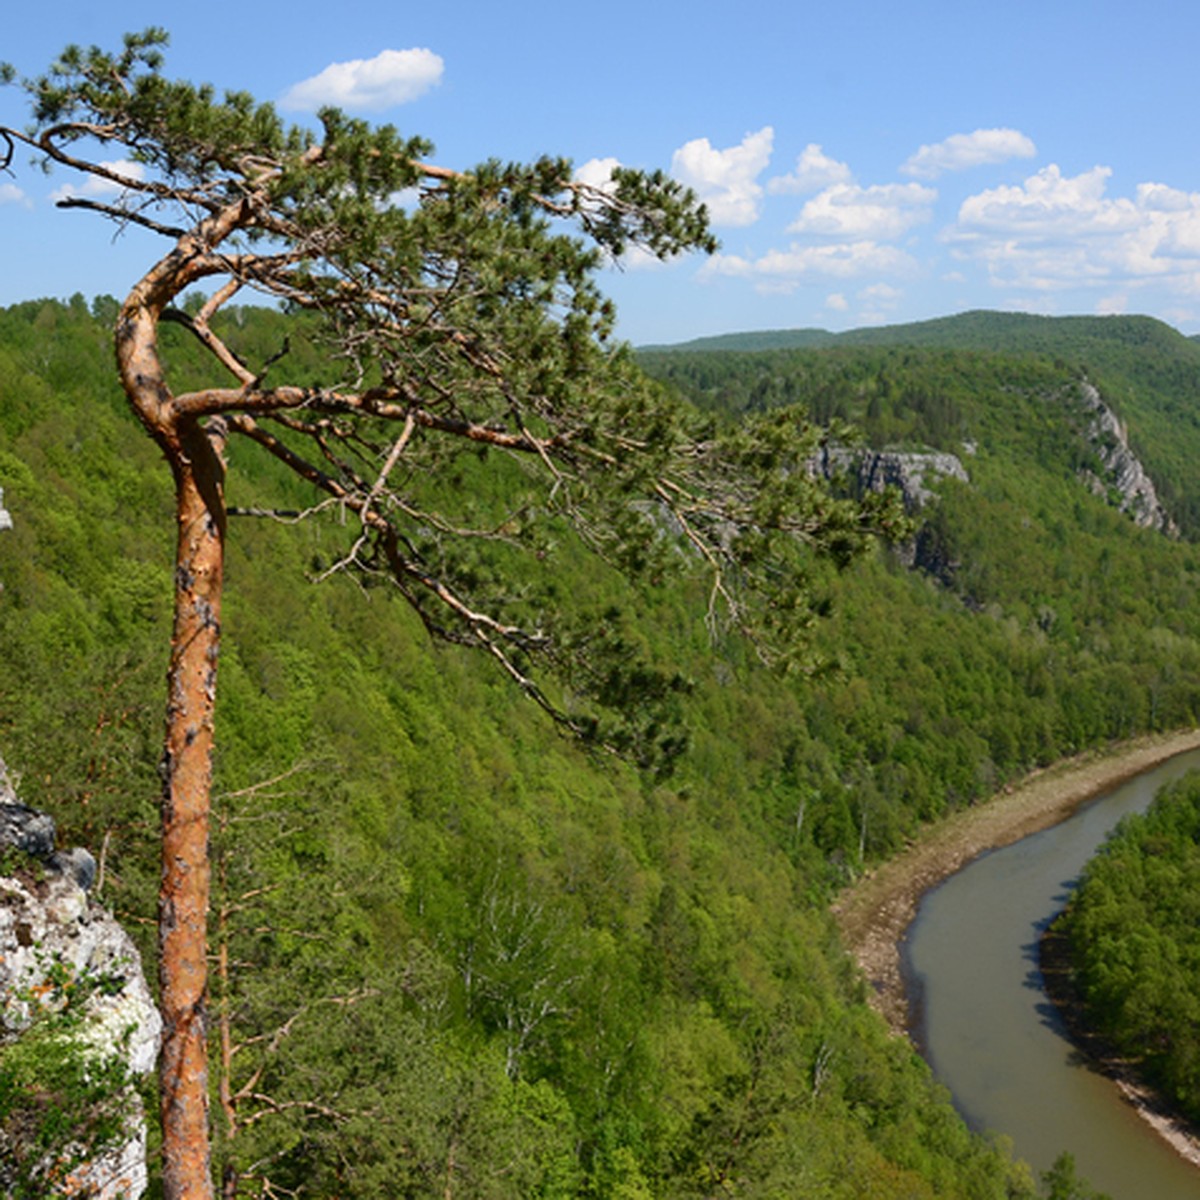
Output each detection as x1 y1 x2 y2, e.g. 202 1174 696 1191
56 194 190 238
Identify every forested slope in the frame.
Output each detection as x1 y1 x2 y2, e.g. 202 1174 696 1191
1055 771 1200 1128
640 311 1200 535
5 297 1200 1196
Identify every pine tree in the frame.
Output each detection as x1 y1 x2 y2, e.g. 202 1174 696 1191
3 31 904 1198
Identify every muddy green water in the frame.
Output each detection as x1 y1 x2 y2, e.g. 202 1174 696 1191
905 748 1200 1199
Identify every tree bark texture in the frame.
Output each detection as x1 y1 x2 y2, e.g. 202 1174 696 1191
115 245 231 1200
156 421 226 1200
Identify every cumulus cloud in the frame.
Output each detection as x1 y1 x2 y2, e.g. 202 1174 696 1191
767 143 852 195
826 292 849 311
902 128 1036 180
575 157 621 192
49 160 146 204
670 126 774 227
787 181 936 240
955 165 1136 236
0 182 30 208
946 164 1200 294
280 48 444 112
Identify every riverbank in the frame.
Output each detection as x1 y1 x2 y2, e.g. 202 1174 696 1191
832 728 1200 1038
1039 920 1200 1171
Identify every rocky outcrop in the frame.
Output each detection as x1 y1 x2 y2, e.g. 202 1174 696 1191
1077 381 1177 535
0 756 160 1199
816 445 969 512
0 485 11 533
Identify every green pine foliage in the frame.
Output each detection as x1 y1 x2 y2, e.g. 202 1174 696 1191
5 297 1192 1195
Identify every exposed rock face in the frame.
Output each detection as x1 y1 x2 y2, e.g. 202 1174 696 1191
0 485 11 532
0 756 160 1199
816 445 969 513
1076 381 1177 535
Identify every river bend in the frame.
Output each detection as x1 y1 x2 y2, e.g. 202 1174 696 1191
905 747 1200 1199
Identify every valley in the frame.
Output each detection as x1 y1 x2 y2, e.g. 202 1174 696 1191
5 299 1200 1195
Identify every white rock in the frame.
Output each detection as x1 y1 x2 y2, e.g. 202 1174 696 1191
0 796 160 1198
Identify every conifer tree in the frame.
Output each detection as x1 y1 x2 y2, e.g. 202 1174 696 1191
3 31 903 1199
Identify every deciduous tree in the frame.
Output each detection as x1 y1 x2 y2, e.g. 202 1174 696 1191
2 30 903 1199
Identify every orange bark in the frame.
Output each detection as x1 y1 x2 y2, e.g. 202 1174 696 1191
118 275 228 1200
156 422 226 1200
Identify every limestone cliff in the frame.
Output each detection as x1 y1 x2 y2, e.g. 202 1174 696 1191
1076 380 1177 535
0 756 160 1199
815 445 970 513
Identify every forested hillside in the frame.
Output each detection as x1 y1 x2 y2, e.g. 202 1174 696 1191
1055 771 1200 1128
5 298 1200 1196
641 311 1200 535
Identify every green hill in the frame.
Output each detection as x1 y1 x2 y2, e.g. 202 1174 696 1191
640 310 1200 537
7 297 1200 1196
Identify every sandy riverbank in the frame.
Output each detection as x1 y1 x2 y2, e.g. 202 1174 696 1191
832 727 1200 1172
832 727 1200 1038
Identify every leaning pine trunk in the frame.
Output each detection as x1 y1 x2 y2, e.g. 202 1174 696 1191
157 419 227 1200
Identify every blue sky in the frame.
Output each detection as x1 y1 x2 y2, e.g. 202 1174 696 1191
3 1 1200 345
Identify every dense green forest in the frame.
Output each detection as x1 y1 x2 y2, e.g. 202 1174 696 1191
1056 771 1200 1128
5 298 1200 1195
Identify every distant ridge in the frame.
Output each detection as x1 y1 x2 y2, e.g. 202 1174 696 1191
639 327 837 353
640 309 1197 356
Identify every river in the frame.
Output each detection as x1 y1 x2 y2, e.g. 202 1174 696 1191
905 747 1200 1199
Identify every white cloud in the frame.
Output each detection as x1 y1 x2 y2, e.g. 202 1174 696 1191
1096 293 1128 315
280 48 444 112
767 143 852 195
0 182 30 208
1137 182 1195 213
701 240 917 290
902 128 1036 180
670 126 774 227
955 165 1136 237
946 164 1200 295
575 157 621 192
49 160 146 204
826 292 849 311
860 282 902 302
787 181 936 240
